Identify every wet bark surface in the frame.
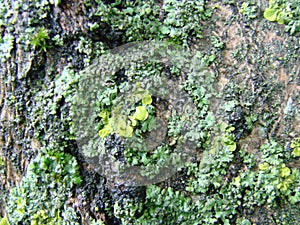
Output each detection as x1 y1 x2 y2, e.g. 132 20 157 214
0 0 299 224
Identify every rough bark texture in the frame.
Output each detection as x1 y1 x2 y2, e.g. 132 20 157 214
0 0 299 224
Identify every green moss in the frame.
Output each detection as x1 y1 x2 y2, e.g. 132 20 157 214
30 27 50 52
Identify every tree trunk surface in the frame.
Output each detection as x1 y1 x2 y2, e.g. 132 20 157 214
0 0 299 224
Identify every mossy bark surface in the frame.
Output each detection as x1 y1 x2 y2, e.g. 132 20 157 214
0 0 299 224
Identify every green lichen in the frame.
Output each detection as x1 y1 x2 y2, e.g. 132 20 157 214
6 149 81 225
0 33 14 62
98 87 153 138
239 1 259 20
114 139 300 224
91 0 211 43
1 0 299 224
291 137 300 157
0 217 10 225
264 0 300 34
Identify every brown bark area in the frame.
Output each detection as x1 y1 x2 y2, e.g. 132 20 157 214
0 37 34 219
